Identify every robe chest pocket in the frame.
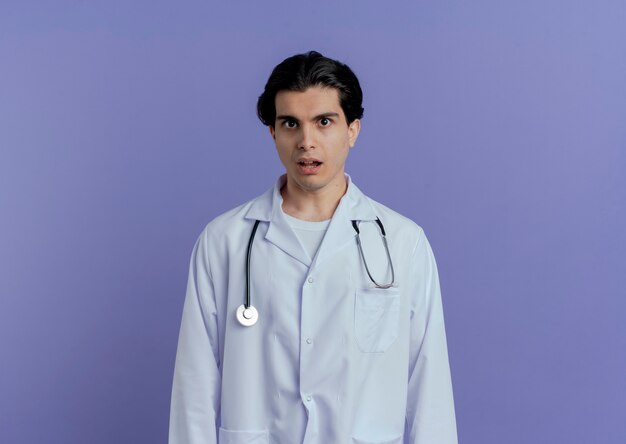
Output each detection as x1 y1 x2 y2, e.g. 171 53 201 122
354 287 401 353
218 427 269 444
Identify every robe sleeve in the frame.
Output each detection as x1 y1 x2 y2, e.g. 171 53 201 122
404 228 458 444
169 231 221 444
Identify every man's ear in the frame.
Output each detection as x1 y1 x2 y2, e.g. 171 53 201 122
348 119 361 148
269 125 276 141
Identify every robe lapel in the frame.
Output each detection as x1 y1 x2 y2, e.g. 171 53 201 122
244 175 311 267
265 213 311 266
309 175 378 270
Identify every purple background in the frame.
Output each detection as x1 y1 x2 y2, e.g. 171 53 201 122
1 1 625 443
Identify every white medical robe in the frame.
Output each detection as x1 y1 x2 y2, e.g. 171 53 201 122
169 173 458 444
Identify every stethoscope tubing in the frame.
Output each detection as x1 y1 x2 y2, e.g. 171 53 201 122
241 217 395 326
245 219 261 309
352 218 396 289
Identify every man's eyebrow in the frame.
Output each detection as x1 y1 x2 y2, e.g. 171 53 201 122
276 112 340 122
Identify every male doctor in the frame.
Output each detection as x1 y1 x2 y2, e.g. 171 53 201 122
169 51 458 444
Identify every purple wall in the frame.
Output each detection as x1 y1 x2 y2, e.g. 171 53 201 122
1 1 625 443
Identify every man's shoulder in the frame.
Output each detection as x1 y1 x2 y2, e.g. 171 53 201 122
359 191 425 247
196 186 270 242
207 201 250 228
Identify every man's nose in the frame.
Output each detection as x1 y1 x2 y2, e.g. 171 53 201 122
298 124 316 150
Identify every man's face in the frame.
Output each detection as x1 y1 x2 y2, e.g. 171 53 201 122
269 86 360 195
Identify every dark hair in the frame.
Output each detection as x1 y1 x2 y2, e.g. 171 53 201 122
257 50 364 127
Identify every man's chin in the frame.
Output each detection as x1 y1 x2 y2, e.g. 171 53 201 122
287 175 326 193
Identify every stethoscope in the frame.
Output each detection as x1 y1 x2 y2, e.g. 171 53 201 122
236 217 396 327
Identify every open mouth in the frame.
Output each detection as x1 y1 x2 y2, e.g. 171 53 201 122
297 159 323 174
297 160 322 167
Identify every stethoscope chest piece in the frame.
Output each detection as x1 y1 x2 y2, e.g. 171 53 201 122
236 304 258 327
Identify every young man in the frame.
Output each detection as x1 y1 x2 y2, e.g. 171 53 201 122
169 51 458 444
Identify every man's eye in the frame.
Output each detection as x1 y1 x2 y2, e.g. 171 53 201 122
284 120 297 128
320 117 331 126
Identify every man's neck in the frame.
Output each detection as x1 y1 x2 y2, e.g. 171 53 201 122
280 176 347 222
